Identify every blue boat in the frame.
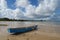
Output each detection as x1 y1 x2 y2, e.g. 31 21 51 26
8 25 38 34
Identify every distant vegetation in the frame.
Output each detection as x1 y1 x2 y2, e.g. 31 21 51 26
0 18 46 21
0 18 11 21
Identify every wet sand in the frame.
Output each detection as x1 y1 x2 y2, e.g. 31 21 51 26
0 21 60 40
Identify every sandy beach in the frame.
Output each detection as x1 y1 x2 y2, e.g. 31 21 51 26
0 21 60 40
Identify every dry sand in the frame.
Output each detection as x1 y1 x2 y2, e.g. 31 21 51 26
0 21 60 40
0 31 60 40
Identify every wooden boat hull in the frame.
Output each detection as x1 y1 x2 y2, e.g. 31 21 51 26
8 25 37 34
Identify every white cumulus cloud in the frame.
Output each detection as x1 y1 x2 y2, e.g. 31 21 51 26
0 0 59 20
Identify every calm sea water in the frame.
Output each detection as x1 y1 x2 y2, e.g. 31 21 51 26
0 21 60 35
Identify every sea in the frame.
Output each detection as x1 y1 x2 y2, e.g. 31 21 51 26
0 21 60 35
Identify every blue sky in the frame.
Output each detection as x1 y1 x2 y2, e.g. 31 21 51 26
6 0 39 9
29 0 39 6
0 0 60 21
6 0 16 9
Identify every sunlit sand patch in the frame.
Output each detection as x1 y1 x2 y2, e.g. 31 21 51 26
0 24 8 26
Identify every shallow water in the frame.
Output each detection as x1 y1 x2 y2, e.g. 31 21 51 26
0 21 60 34
0 21 60 40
